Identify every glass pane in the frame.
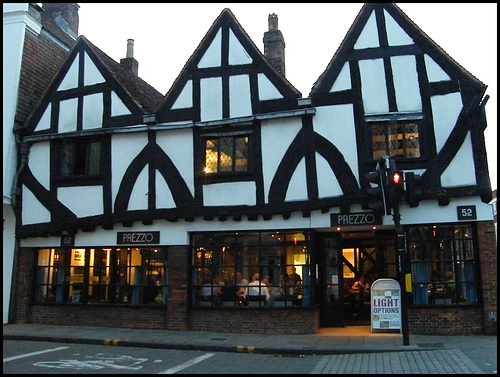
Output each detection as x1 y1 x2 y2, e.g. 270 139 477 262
404 123 420 157
387 124 400 157
205 139 218 173
219 137 233 171
234 137 248 171
60 141 74 176
371 124 386 160
87 141 101 175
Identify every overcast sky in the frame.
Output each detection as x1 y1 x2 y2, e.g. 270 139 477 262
77 3 497 190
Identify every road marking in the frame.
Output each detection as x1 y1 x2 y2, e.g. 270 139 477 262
3 346 69 362
157 352 215 374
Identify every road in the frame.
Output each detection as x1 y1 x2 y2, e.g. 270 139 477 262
3 339 488 374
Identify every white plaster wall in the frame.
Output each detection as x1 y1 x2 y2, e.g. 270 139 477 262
257 73 283 100
329 62 351 92
82 92 103 129
58 56 79 91
83 52 105 86
155 170 176 209
384 9 413 46
29 141 50 190
198 29 221 68
285 158 308 201
359 58 389 114
34 103 51 131
424 54 451 83
261 117 302 203
22 186 51 224
58 97 78 132
354 11 379 49
156 128 194 196
391 55 422 112
229 74 252 118
316 152 343 198
441 131 476 187
203 181 256 206
128 166 149 210
431 92 462 151
111 91 131 116
171 80 193 109
314 104 359 187
57 185 103 217
200 77 222 121
229 29 252 65
111 132 148 209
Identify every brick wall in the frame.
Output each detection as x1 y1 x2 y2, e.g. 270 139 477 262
188 308 318 334
477 220 497 335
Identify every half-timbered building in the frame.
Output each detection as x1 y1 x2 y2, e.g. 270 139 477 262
10 4 496 335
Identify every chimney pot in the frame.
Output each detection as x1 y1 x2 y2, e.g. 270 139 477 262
120 39 139 75
126 39 134 58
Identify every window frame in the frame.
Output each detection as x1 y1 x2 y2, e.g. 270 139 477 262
34 247 169 305
190 230 312 308
366 112 423 162
407 223 480 307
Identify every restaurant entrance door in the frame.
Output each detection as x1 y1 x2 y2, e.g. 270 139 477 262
318 230 397 327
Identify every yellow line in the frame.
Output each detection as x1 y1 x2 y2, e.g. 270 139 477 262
236 345 245 352
104 339 111 345
104 339 119 346
247 346 255 353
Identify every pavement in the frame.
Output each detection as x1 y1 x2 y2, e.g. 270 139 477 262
3 324 497 374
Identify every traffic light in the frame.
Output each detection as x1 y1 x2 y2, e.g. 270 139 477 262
386 160 405 210
405 172 422 207
363 162 387 215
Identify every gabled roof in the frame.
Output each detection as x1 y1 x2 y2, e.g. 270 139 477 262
156 8 301 124
310 3 486 97
21 35 164 136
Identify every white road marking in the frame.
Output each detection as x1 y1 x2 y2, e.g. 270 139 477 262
157 352 215 374
3 346 69 362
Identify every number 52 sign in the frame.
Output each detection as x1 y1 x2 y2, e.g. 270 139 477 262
457 205 477 220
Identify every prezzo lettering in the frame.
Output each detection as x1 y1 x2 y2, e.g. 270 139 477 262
121 233 154 243
337 213 375 225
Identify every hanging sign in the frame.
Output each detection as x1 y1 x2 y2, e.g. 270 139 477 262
371 278 401 332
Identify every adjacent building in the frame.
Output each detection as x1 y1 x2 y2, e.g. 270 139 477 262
6 3 497 335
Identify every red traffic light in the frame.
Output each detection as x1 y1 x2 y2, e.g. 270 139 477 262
392 172 402 184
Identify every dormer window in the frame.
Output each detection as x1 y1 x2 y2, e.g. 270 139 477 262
204 135 249 174
366 113 422 160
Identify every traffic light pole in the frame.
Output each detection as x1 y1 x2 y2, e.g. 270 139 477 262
393 201 410 345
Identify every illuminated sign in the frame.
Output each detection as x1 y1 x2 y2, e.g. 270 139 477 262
117 231 160 244
330 212 382 226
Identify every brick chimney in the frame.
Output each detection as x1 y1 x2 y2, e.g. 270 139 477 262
263 13 285 76
42 3 79 38
120 39 139 76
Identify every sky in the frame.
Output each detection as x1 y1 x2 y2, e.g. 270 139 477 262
77 3 497 191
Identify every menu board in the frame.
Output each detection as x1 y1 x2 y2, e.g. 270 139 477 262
371 278 401 332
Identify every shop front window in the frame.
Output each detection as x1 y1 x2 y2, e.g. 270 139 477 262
34 247 168 305
191 230 311 307
408 224 478 305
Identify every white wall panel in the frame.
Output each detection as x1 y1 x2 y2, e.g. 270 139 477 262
203 181 256 206
58 97 78 132
34 103 51 131
441 132 476 187
359 59 389 114
127 166 149 210
83 52 105 86
171 80 193 109
229 74 252 118
257 73 283 100
384 9 413 46
22 186 51 224
58 57 79 91
424 54 451 83
431 92 462 151
198 29 221 68
155 170 176 209
82 92 103 129
285 158 308 201
111 133 148 208
261 117 302 203
316 153 343 198
391 55 422 112
200 77 222 121
156 128 194 196
228 29 252 65
354 11 379 49
29 142 50 190
57 186 103 217
111 91 131 117
329 62 351 92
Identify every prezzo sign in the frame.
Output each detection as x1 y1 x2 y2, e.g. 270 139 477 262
371 278 401 332
117 231 160 244
330 212 382 226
